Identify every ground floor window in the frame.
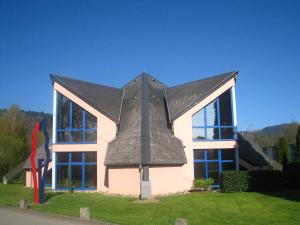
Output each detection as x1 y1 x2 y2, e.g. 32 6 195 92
45 169 52 187
56 152 97 190
193 149 236 185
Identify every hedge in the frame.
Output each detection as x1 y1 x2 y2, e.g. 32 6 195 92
220 171 249 192
221 170 283 192
284 161 300 188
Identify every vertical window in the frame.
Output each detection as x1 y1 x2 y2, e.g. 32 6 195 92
56 92 97 143
45 169 52 187
193 149 236 185
192 89 236 141
56 152 97 190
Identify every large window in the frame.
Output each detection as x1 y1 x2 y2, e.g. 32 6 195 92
192 89 236 141
193 149 236 185
56 152 97 190
45 169 52 187
57 92 97 143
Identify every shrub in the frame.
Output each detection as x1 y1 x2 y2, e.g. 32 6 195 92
221 171 249 192
284 161 300 188
248 170 283 191
221 170 283 192
193 178 214 191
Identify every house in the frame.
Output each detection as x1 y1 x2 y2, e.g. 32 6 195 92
24 71 239 197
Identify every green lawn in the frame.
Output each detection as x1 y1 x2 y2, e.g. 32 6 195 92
0 184 299 225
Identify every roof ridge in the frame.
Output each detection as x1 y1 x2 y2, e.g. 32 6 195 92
122 72 167 89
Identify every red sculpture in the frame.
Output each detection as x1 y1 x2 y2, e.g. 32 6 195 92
31 123 40 204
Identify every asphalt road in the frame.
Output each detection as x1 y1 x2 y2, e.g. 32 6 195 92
0 206 116 225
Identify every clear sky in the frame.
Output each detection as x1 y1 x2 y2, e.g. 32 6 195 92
0 0 299 131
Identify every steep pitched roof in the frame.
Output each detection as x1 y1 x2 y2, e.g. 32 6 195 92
50 74 123 123
166 71 238 122
105 73 186 166
50 71 237 167
238 133 282 170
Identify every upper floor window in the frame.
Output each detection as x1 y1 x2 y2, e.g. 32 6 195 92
192 89 236 141
56 92 97 143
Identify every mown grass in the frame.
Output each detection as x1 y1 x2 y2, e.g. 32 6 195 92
0 183 299 225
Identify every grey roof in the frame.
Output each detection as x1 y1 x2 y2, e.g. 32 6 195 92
50 71 238 167
50 74 123 123
166 71 238 122
238 133 282 170
105 74 186 166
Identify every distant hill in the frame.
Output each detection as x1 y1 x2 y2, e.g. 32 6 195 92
243 122 300 147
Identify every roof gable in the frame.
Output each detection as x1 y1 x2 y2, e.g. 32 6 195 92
166 71 238 122
49 71 237 167
50 74 123 123
105 73 186 166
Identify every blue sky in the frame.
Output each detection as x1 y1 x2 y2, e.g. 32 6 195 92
0 0 299 131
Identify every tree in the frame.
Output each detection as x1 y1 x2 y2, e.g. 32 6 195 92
0 105 27 178
295 126 300 161
277 137 291 169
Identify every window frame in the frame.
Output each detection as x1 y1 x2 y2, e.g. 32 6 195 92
192 88 236 141
56 92 97 144
55 152 97 191
193 149 236 187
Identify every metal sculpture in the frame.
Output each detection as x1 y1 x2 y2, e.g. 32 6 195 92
31 119 50 204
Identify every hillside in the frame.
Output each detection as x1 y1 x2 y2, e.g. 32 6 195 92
243 122 299 147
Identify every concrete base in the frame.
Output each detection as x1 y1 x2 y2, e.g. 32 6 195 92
175 219 188 225
80 208 90 220
141 181 152 199
3 176 7 184
19 199 28 210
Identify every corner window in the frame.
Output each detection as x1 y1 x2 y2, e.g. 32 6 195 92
56 152 97 190
192 89 236 141
193 149 236 185
56 92 97 144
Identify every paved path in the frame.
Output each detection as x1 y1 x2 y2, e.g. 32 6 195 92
0 206 117 225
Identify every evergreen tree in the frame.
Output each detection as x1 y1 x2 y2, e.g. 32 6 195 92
277 137 291 168
295 126 300 161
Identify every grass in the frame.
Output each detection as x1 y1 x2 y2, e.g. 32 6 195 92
0 183 300 225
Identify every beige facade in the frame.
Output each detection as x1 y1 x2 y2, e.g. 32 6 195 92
149 77 238 195
25 74 237 197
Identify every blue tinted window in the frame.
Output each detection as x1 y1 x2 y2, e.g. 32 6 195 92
193 149 236 186
192 89 235 141
56 152 97 190
56 92 97 143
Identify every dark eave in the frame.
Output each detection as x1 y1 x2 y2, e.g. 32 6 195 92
166 71 238 122
50 74 123 124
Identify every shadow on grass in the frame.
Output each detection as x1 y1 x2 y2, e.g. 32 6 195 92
257 188 300 202
44 191 64 202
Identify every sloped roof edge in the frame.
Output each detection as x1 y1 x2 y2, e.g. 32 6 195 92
50 73 122 123
167 71 238 122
